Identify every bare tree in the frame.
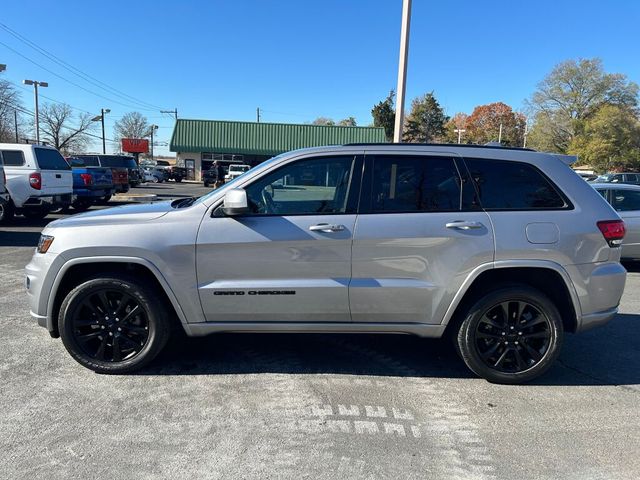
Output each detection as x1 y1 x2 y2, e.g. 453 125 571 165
0 78 23 142
39 103 94 154
113 111 150 142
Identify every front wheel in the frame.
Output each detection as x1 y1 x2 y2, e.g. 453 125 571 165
58 275 171 373
0 201 14 224
72 199 92 212
455 286 563 384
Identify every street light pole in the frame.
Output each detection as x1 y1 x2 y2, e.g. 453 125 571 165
393 0 412 143
91 109 110 154
454 128 466 144
23 79 48 144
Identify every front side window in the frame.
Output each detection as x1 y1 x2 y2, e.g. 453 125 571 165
1 150 26 166
465 158 567 210
369 155 461 213
612 190 640 211
244 156 356 215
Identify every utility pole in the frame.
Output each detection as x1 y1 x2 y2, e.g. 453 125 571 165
14 109 18 143
454 128 466 144
256 107 261 123
498 123 503 144
393 0 412 143
23 79 48 143
149 125 158 162
160 108 178 120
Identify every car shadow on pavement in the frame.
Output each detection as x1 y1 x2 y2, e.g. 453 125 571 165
138 313 640 387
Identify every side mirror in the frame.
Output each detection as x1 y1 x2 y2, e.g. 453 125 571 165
221 188 250 216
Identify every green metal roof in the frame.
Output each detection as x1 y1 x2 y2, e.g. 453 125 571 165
169 119 387 155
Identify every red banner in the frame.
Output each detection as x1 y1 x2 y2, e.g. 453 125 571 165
122 138 149 153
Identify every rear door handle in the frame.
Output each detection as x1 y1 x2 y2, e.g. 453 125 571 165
309 223 346 233
446 220 484 230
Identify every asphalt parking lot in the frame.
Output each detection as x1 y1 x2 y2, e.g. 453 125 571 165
1 181 639 480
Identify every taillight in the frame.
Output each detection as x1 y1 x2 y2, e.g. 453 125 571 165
29 172 41 190
597 220 625 247
80 173 93 186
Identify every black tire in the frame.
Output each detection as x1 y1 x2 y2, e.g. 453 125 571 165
71 199 92 212
204 182 210 188
0 200 14 224
96 194 112 205
455 286 563 384
22 207 50 220
58 275 171 373
174 177 182 183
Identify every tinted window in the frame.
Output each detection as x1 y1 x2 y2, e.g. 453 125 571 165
245 156 356 215
465 158 566 210
34 148 70 170
612 190 640 211
370 155 461 213
612 174 623 183
98 156 137 168
74 155 100 167
596 189 607 199
1 150 25 166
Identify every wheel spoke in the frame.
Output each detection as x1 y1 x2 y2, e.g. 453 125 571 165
480 341 501 360
115 293 134 316
480 315 503 330
94 336 108 360
81 299 100 317
476 331 502 340
121 304 141 323
522 342 543 362
76 330 103 342
513 347 527 370
499 302 510 327
120 334 142 350
97 291 111 314
74 318 99 327
121 324 146 335
520 312 547 329
112 336 122 362
493 348 510 368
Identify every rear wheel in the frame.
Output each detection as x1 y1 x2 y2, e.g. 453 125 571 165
204 181 210 188
58 275 171 373
72 199 92 212
0 201 14 224
174 177 182 183
455 286 563 384
22 207 50 220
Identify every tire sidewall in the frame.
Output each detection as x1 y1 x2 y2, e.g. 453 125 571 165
58 277 168 373
457 286 564 384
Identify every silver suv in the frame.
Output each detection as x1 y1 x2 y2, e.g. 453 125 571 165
26 144 627 383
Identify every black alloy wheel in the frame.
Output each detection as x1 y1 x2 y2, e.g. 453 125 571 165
455 286 563 384
59 275 171 373
70 288 150 362
474 300 552 373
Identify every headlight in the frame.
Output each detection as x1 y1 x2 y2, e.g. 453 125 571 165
37 235 54 254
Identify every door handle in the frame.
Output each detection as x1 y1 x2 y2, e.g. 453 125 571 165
309 223 346 233
446 220 484 230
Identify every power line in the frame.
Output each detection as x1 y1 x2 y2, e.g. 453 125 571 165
0 39 161 112
0 22 167 111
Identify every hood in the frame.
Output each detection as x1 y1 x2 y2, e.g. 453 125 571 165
48 201 173 228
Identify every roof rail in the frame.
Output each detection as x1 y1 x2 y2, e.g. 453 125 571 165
343 142 536 152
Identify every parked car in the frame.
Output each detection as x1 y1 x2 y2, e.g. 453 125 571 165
225 164 250 181
26 144 627 384
594 172 640 185
74 155 139 191
592 182 640 260
142 166 167 183
0 156 9 219
165 166 186 182
0 143 72 222
66 158 115 211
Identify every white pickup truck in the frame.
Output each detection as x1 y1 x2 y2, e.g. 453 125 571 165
224 164 251 182
0 144 73 222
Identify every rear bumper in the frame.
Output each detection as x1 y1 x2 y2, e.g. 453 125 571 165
576 307 618 333
23 193 72 208
73 187 114 198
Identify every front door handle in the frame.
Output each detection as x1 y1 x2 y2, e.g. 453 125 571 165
446 220 484 230
309 223 346 233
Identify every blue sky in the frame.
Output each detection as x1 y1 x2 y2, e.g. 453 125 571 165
1 0 639 155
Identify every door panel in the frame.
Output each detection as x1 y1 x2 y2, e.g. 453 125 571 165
196 153 362 323
350 152 494 324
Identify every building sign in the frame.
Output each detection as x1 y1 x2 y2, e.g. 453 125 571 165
122 138 149 153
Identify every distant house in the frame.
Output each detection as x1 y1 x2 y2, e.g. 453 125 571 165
169 119 386 180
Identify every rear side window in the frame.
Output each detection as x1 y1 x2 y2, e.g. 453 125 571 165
369 155 461 213
99 156 137 168
612 190 640 211
1 150 26 166
34 148 71 170
464 158 567 210
74 155 100 167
